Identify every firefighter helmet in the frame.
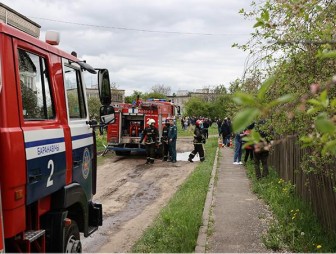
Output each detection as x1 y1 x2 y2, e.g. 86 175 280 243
147 118 155 125
196 119 203 127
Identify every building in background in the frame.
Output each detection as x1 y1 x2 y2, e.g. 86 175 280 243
86 87 125 103
168 88 217 115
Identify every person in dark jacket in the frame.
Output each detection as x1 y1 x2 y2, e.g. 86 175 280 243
168 118 177 163
216 118 223 136
161 119 170 161
140 118 159 164
220 118 232 147
188 120 205 162
253 121 272 179
202 118 210 139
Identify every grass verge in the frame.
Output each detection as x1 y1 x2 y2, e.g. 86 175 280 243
178 124 219 137
244 161 336 252
132 137 218 253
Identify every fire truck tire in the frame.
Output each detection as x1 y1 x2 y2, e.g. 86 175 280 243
64 220 82 253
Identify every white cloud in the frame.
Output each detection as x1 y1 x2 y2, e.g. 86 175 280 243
3 0 255 96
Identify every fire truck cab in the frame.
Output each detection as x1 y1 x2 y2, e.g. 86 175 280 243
0 3 113 252
104 99 178 156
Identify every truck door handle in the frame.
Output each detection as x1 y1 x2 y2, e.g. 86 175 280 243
73 160 81 167
29 173 42 183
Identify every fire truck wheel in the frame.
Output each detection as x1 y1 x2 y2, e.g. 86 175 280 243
64 220 82 253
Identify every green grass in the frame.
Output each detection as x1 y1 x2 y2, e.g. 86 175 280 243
178 124 219 137
95 132 107 152
132 138 218 253
244 160 336 252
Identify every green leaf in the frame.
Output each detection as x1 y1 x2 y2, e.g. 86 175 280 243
300 136 314 144
253 20 264 28
270 94 295 107
232 108 260 132
320 90 329 108
315 114 335 134
251 129 262 141
307 99 322 107
322 140 336 155
306 106 320 115
261 10 270 21
316 50 336 59
233 92 257 106
331 98 336 108
257 76 275 100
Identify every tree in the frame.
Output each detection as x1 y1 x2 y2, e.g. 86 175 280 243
21 83 39 118
145 92 167 100
213 84 227 95
233 0 336 156
88 96 101 120
184 97 209 117
151 84 171 95
125 90 144 104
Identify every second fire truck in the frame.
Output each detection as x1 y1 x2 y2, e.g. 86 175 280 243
103 98 179 156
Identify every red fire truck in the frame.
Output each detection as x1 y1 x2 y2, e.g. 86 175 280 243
103 98 179 156
0 3 115 252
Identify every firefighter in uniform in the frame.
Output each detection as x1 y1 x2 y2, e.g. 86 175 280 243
168 118 177 163
161 118 170 161
140 118 159 164
188 119 206 162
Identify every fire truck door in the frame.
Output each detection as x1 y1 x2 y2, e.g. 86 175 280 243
15 46 67 205
63 63 93 199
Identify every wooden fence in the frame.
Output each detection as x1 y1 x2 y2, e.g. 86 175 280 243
268 135 336 233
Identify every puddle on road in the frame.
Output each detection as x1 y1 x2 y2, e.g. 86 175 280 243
176 151 199 161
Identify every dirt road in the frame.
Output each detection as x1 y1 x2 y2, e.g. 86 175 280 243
82 137 198 253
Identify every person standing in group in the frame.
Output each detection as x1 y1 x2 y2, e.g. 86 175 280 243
233 131 243 164
203 118 210 139
254 121 272 179
220 117 232 147
184 117 189 130
168 118 177 163
242 126 254 164
188 119 205 162
216 118 223 136
161 118 170 161
140 118 159 164
254 142 270 179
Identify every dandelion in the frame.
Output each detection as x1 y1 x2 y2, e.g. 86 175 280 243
300 232 305 236
316 245 322 249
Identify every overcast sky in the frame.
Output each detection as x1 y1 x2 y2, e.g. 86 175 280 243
3 0 255 96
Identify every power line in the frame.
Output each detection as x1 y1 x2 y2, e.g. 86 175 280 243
30 16 249 37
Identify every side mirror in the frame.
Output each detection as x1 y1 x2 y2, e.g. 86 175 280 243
100 106 115 124
98 69 112 106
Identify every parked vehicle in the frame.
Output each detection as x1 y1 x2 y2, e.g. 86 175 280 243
0 3 114 252
103 98 179 156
